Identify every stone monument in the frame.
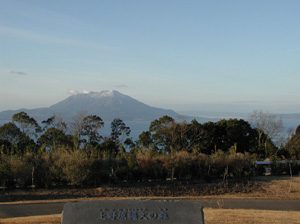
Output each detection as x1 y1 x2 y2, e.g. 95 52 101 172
62 200 204 224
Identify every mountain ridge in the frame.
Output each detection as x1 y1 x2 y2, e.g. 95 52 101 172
1 91 299 137
0 90 192 137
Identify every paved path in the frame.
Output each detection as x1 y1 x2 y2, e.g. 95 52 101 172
1 199 300 218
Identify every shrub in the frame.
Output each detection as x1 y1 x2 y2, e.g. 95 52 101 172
60 149 92 186
136 149 166 181
0 155 11 186
48 148 92 186
9 155 32 187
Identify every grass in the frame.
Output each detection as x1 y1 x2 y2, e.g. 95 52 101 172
0 214 61 224
220 176 300 200
1 209 300 224
204 208 300 224
2 176 300 204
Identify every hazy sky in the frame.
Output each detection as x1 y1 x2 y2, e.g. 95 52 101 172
0 0 300 114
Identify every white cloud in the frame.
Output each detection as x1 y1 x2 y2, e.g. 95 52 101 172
82 90 90 94
68 89 93 95
68 89 79 95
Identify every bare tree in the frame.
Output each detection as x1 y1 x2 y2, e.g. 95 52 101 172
70 112 87 149
249 110 283 147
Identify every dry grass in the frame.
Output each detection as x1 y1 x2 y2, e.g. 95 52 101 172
2 176 300 204
1 209 300 224
261 176 300 198
219 176 300 200
204 208 300 224
0 214 60 224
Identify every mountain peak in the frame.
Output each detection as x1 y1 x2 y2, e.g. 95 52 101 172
0 90 185 138
48 89 181 120
76 90 122 98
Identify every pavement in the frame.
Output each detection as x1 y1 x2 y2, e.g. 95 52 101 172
1 199 300 218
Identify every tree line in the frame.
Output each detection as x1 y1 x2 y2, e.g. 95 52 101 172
0 111 299 188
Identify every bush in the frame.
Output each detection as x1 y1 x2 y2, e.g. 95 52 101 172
0 155 11 186
56 149 92 186
136 149 166 181
209 149 255 180
9 155 32 188
227 152 254 178
190 152 209 180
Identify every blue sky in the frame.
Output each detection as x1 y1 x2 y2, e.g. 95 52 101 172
0 0 300 114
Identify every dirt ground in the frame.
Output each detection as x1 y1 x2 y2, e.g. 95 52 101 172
1 208 300 224
1 176 300 203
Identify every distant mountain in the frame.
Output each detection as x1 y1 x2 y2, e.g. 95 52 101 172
1 91 299 138
0 90 193 137
49 90 184 121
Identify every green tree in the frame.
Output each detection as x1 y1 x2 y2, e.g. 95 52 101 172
149 115 175 152
12 112 41 139
200 122 220 154
216 119 258 153
0 123 34 155
184 119 205 152
81 115 104 146
37 128 72 151
111 118 131 141
110 118 131 151
138 131 153 148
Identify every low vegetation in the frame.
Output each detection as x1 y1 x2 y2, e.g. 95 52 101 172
1 177 300 202
0 111 299 189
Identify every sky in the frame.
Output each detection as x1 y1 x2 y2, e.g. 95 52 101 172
0 0 300 114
